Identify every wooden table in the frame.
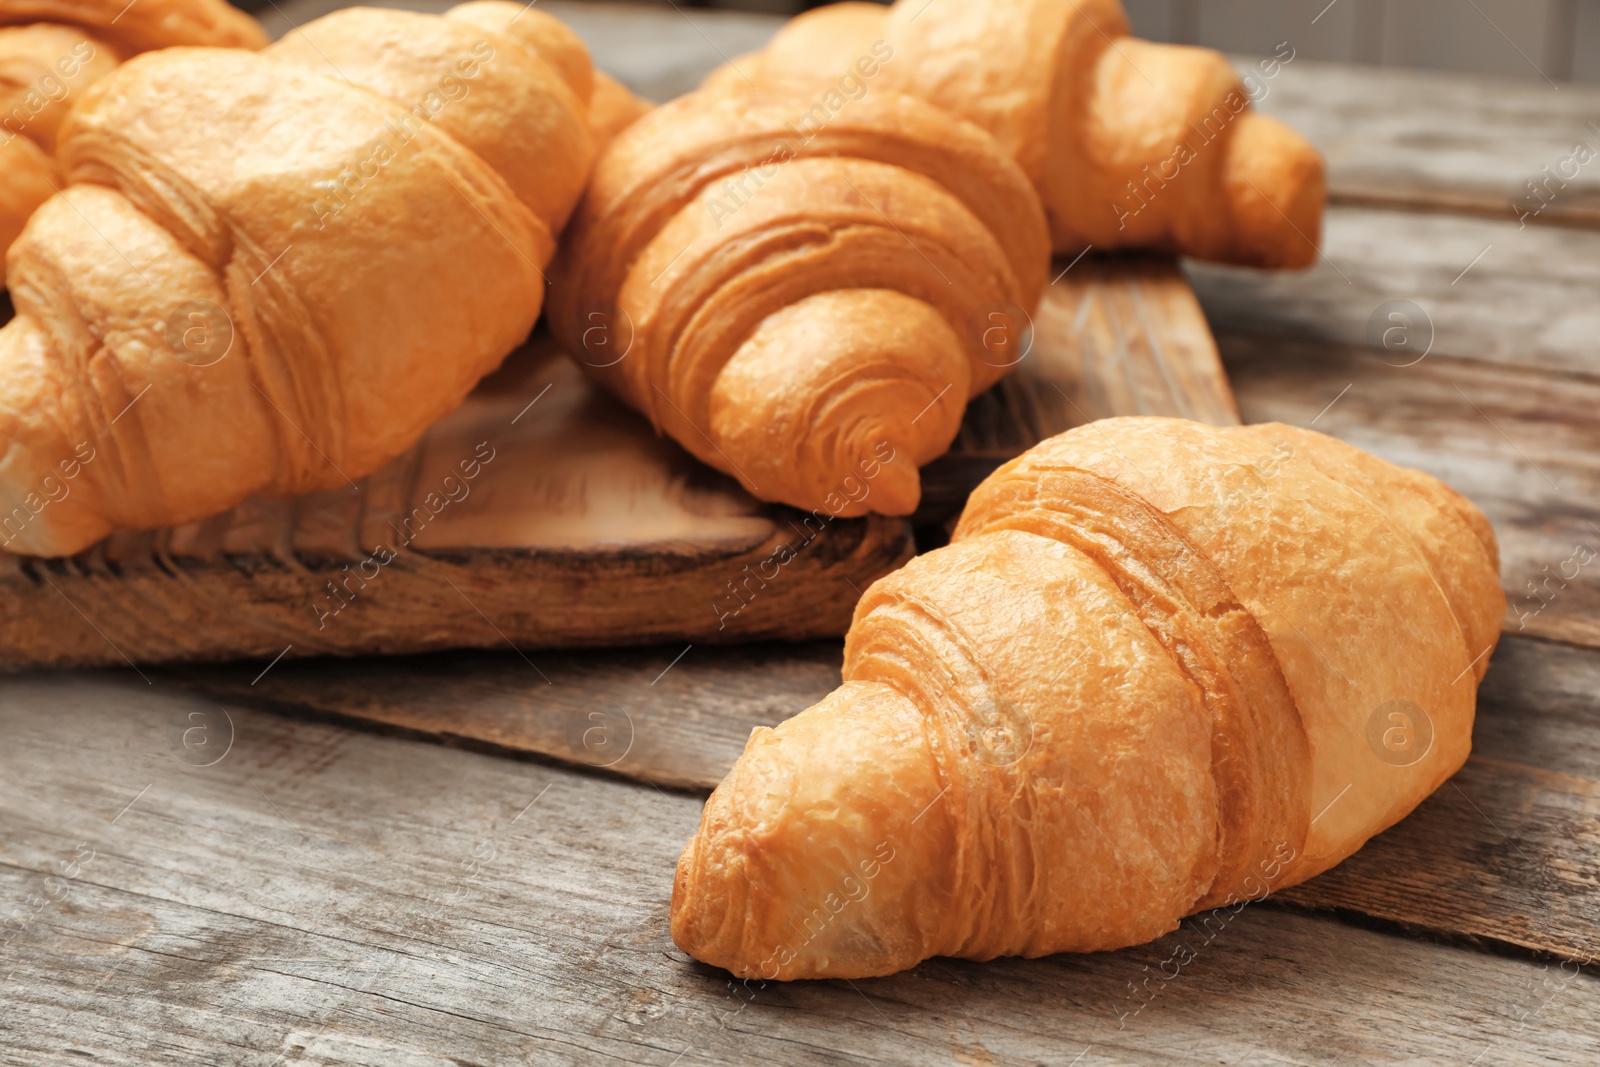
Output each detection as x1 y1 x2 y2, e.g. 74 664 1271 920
4 5 1598 1064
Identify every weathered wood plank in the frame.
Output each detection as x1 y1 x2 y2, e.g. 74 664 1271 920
921 254 1237 524
0 337 915 670
2 676 1595 1065
1188 205 1600 380
173 641 843 793
1224 332 1600 650
177 629 1600 968
988 255 1239 436
1253 57 1600 226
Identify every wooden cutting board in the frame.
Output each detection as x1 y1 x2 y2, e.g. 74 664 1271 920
0 254 1236 670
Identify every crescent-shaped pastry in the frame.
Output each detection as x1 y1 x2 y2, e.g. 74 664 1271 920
705 0 1325 267
0 1 595 556
547 89 1050 517
673 417 1503 980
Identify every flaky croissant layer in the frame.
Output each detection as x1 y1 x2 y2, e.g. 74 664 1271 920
672 417 1503 980
548 87 1050 519
0 2 600 556
704 0 1325 268
0 0 268 286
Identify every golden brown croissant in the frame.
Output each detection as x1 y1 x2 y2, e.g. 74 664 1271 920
0 0 266 286
587 69 651 143
704 0 1324 268
672 417 1504 980
547 89 1049 518
425 1 648 146
0 1 596 557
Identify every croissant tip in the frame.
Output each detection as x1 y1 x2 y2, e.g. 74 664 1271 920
869 454 922 516
1222 112 1327 269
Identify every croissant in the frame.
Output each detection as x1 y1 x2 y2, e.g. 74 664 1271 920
587 68 651 143
547 88 1049 518
0 1 597 557
703 0 1324 268
672 417 1504 980
0 0 266 285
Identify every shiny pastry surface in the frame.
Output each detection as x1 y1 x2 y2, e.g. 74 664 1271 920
672 417 1503 980
705 0 1325 268
0 1 597 557
548 86 1050 518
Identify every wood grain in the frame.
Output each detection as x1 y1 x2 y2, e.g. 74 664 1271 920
920 253 1237 524
1016 254 1240 428
1255 57 1600 224
175 641 844 793
176 631 1600 968
0 336 915 671
2 674 1594 1066
1188 205 1600 380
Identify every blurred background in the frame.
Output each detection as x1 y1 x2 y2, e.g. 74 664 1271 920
240 0 1600 86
